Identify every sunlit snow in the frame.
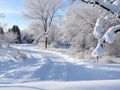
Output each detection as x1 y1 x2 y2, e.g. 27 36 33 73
0 44 119 90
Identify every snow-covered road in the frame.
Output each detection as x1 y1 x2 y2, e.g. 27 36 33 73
0 44 120 90
0 44 120 83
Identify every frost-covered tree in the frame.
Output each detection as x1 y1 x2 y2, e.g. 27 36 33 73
10 25 22 43
72 0 120 59
21 31 34 43
23 0 63 49
0 31 17 48
47 23 61 47
0 25 18 48
0 27 4 47
0 23 8 47
0 23 8 31
28 21 46 44
23 21 61 47
0 27 4 34
3 32 17 48
60 4 105 54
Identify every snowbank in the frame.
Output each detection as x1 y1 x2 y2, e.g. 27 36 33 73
0 80 120 90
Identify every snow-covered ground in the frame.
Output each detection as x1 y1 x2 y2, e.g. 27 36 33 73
0 80 120 90
0 44 120 90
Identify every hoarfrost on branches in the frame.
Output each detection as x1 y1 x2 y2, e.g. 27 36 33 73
23 0 63 49
79 0 120 18
70 0 120 58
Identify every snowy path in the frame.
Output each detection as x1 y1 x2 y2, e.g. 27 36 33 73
0 44 119 83
0 44 120 89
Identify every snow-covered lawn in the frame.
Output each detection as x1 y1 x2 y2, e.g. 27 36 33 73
0 44 120 90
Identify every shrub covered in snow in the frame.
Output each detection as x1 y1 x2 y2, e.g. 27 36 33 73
0 48 27 62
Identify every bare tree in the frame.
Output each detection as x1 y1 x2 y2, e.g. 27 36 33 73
23 0 63 49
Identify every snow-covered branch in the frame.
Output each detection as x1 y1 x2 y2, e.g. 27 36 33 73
93 19 104 39
80 0 120 19
92 22 120 57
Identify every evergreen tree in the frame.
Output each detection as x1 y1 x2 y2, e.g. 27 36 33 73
8 28 11 32
0 27 4 47
10 25 22 43
0 27 4 34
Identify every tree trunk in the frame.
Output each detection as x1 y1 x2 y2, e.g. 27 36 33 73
45 37 48 49
82 48 85 58
97 56 99 62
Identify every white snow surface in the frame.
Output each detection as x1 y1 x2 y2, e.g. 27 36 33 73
0 44 120 90
0 80 120 90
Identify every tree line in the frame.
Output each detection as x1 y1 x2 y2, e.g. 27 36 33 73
23 0 120 59
0 25 22 48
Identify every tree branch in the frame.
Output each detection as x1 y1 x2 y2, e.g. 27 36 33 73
80 0 120 19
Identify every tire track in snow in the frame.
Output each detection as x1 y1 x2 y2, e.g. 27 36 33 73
0 44 120 83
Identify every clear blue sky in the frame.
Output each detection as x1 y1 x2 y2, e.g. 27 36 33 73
0 0 76 30
0 0 28 30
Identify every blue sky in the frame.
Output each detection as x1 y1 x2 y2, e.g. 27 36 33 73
0 0 76 30
0 0 28 30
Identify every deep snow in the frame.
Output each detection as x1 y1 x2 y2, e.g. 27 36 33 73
0 44 120 90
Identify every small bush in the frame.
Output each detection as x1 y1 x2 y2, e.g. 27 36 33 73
101 56 116 64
